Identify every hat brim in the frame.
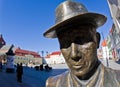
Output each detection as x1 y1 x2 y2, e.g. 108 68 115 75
43 13 107 38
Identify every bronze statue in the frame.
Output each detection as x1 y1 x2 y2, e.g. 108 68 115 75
43 1 120 87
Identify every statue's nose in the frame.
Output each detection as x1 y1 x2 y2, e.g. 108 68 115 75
71 43 78 58
71 43 82 61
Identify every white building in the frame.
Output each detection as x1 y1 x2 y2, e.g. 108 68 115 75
44 51 65 65
101 40 109 60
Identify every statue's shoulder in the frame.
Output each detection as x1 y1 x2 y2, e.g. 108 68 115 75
104 65 120 74
113 69 120 82
104 66 120 83
46 71 69 87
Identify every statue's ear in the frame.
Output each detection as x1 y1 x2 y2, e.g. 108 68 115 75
96 32 101 48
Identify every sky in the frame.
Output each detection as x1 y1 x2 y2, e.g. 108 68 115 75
0 0 113 56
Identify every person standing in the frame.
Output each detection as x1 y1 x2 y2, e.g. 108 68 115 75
16 63 23 83
0 61 2 72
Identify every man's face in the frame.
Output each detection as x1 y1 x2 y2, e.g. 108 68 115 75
57 25 98 78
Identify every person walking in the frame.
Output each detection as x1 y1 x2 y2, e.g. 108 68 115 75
16 63 23 83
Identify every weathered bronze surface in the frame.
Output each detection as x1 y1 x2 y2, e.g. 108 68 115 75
43 1 107 38
44 1 120 87
46 64 120 87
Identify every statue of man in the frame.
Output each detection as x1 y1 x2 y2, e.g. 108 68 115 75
43 1 120 87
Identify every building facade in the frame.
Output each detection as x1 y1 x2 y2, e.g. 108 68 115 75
107 0 120 61
0 34 42 67
45 51 65 65
14 48 42 67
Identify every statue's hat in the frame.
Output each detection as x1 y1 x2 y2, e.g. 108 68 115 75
44 1 107 38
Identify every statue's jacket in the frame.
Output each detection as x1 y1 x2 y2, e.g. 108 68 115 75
46 63 120 87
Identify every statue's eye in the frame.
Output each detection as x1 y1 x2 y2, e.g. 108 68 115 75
74 36 93 45
73 36 85 45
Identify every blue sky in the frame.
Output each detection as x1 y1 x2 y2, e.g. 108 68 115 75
0 0 113 56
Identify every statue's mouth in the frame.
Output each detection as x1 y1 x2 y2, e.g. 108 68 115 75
71 56 84 69
72 65 83 69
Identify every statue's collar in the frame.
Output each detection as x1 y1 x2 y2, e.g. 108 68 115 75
69 63 103 87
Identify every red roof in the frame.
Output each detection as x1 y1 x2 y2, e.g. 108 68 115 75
101 40 107 47
45 51 61 58
15 48 41 58
51 51 61 55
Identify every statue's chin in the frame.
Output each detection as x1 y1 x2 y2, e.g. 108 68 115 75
70 67 88 77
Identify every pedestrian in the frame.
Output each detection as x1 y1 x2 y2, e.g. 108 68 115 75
44 64 49 72
0 61 2 72
16 63 23 83
40 64 43 71
44 1 120 87
35 66 39 71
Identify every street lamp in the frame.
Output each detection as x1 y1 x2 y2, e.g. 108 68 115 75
46 51 49 56
41 51 44 64
41 51 44 58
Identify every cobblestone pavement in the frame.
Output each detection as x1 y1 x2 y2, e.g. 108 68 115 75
0 60 120 87
0 65 68 87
